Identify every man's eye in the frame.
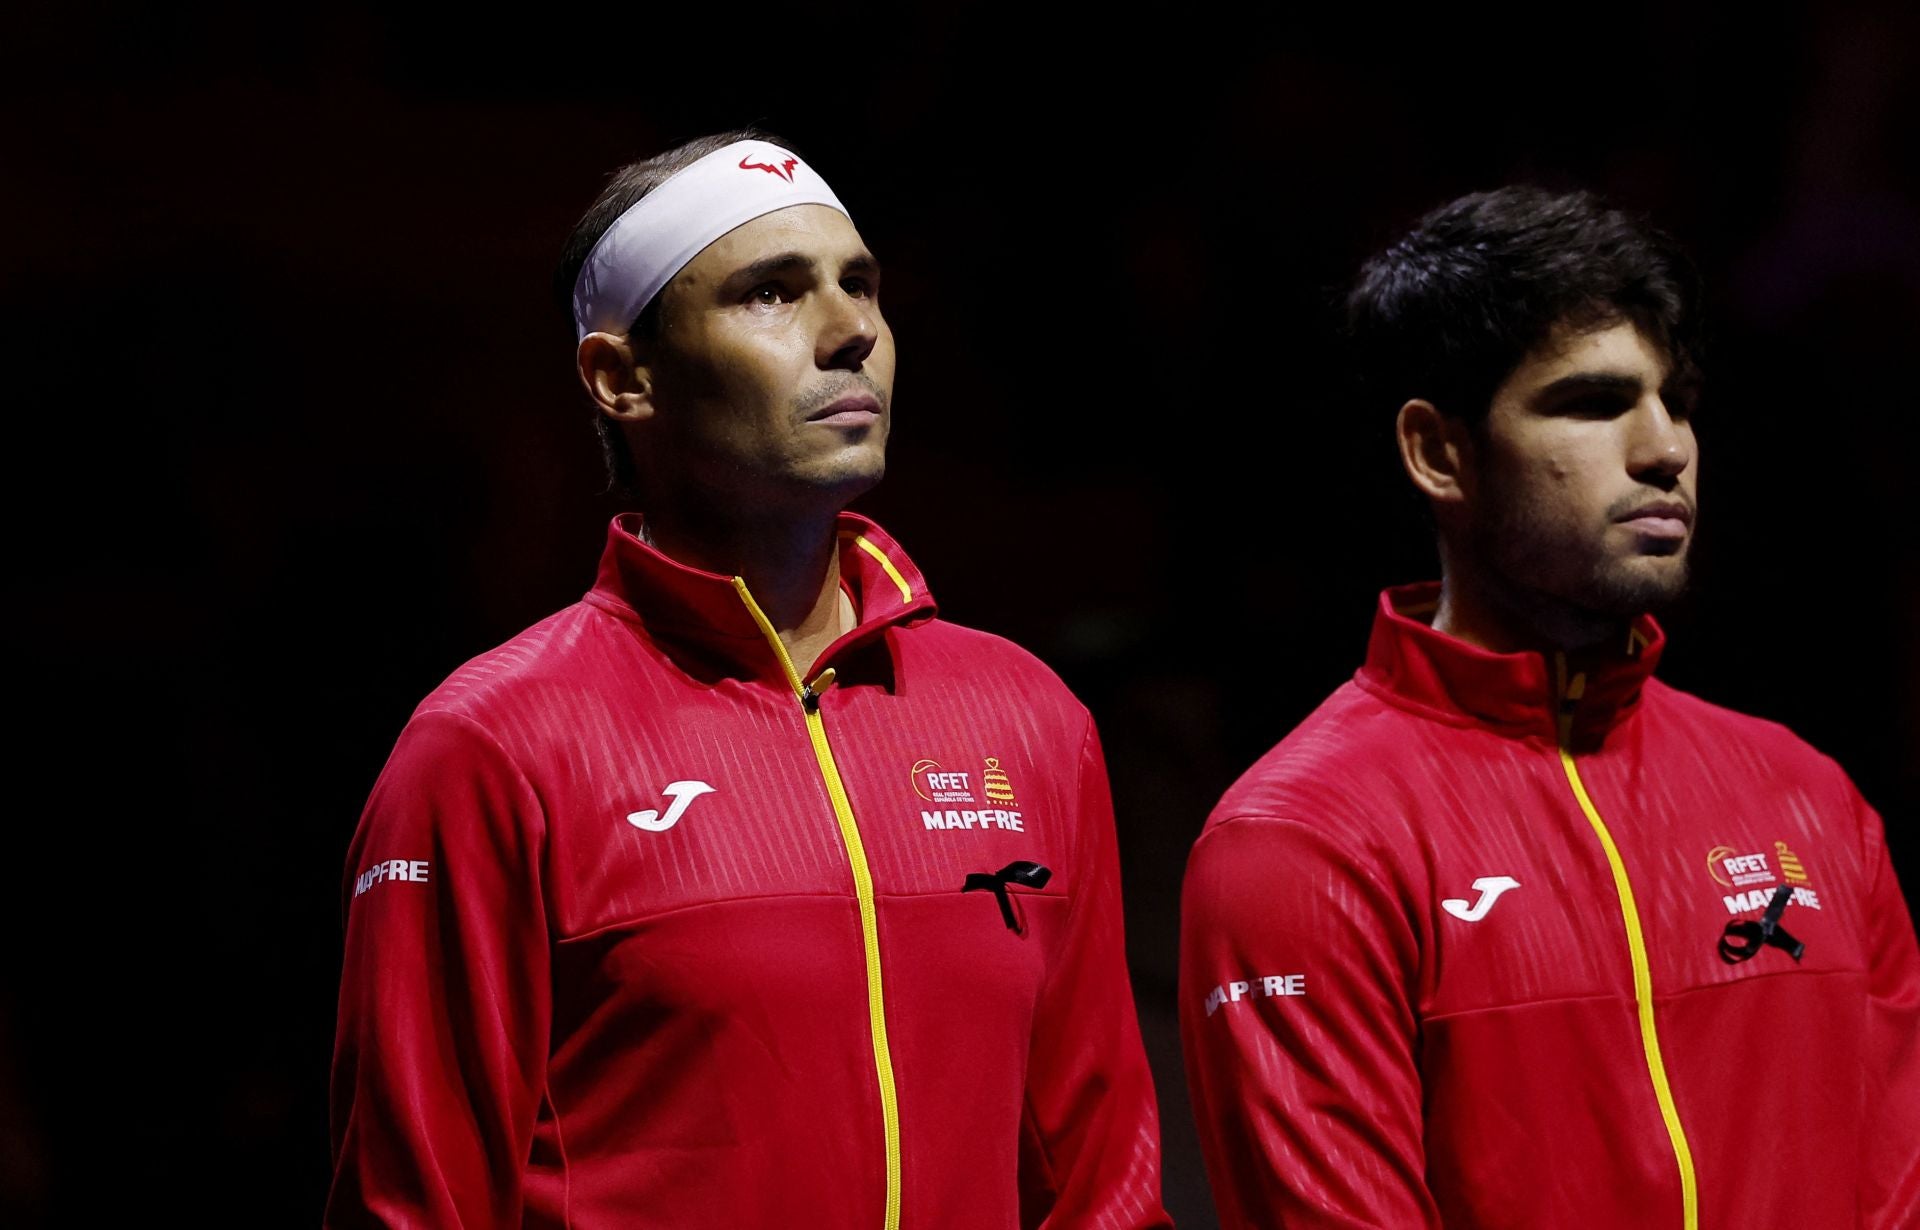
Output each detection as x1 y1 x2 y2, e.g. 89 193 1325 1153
1552 394 1635 419
841 276 874 299
748 284 789 305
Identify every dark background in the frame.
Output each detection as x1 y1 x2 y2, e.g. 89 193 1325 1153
6 3 1917 1225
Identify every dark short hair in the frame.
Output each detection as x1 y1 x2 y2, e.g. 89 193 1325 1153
1346 186 1703 425
553 126 790 496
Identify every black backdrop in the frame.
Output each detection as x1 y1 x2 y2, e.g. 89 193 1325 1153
6 4 1918 1225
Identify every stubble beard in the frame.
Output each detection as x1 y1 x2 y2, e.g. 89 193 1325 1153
787 372 890 495
1473 490 1692 648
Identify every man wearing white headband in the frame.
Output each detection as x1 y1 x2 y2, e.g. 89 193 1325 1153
328 130 1172 1229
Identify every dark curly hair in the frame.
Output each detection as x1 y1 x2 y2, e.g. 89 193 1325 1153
1346 186 1703 426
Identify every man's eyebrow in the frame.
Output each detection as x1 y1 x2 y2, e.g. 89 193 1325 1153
718 250 882 295
720 252 814 292
1532 372 1646 401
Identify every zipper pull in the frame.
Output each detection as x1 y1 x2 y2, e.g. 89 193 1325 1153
800 667 838 713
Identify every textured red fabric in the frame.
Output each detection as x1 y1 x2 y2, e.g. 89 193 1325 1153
328 513 1170 1229
1181 583 1920 1229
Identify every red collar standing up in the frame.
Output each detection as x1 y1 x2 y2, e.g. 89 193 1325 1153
1356 582 1666 749
584 510 939 688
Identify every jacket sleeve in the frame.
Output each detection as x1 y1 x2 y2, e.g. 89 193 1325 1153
1179 814 1439 1229
1856 788 1920 1228
1017 718 1172 1229
326 710 551 1229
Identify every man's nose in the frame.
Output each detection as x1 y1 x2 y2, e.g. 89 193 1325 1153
817 285 880 370
1627 395 1693 481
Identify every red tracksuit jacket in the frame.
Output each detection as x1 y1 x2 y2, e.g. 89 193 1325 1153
1181 585 1920 1228
329 513 1170 1229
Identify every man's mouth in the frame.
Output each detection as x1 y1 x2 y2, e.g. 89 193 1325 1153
806 390 883 427
1616 498 1693 541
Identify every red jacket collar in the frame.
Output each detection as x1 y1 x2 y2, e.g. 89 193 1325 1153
583 511 938 684
1355 582 1665 746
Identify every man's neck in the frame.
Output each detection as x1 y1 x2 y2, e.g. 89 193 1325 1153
1432 560 1627 658
642 504 855 678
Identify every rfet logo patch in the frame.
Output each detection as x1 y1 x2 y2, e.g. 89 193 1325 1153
1708 840 1823 915
1707 844 1775 887
911 755 1026 833
912 758 975 804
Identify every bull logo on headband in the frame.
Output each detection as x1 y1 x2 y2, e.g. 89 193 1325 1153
739 154 800 182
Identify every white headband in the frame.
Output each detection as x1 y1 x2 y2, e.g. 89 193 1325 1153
571 141 851 339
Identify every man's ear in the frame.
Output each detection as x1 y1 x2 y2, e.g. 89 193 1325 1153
1396 398 1474 506
576 332 654 426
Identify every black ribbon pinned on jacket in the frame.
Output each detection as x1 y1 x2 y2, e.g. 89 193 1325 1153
1717 883 1806 965
963 861 1052 933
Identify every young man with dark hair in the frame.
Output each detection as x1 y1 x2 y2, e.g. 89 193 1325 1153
329 131 1170 1229
1180 186 1920 1228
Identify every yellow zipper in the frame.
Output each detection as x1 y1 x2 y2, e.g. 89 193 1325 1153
733 578 901 1230
1553 652 1698 1230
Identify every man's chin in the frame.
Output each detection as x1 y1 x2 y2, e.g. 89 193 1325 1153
1586 557 1691 616
797 452 886 504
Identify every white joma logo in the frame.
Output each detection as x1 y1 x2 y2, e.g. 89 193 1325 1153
1441 876 1522 921
626 780 715 831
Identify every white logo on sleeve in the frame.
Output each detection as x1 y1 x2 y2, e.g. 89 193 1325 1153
626 780 716 831
354 859 430 898
1203 973 1307 1016
1441 875 1522 921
